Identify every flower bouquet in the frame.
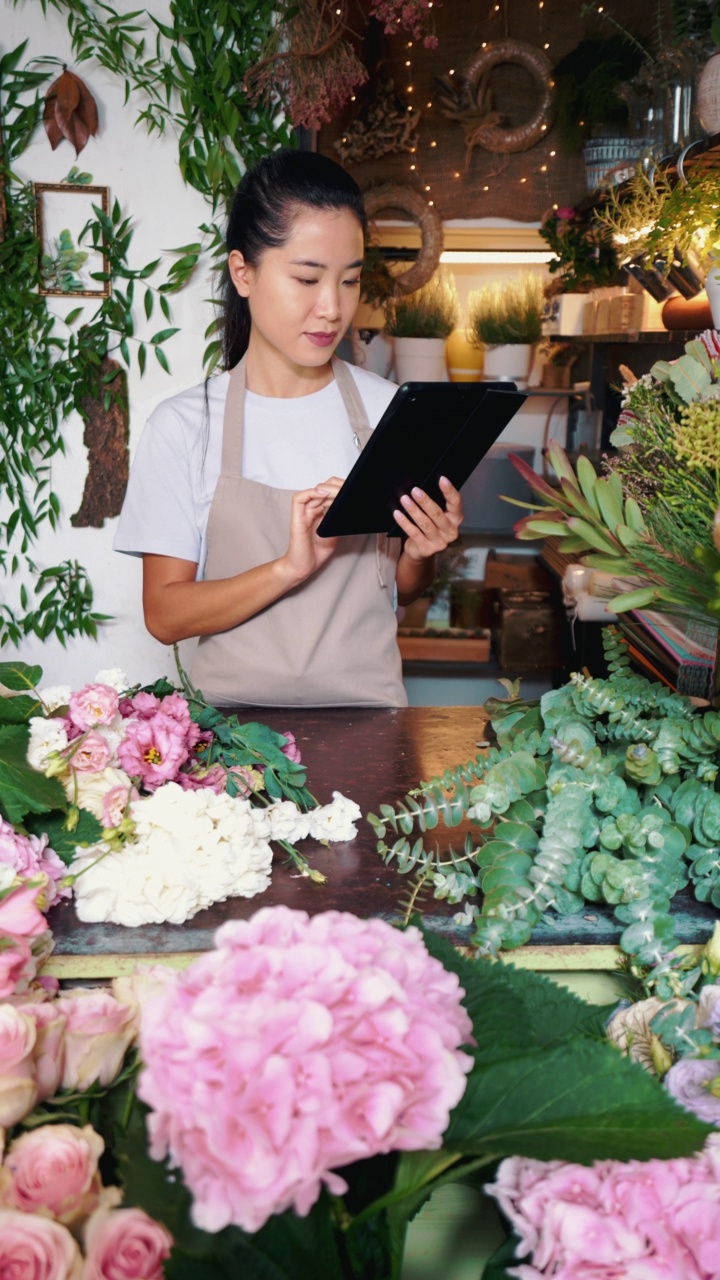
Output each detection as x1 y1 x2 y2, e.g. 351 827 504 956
0 877 711 1280
0 659 361 929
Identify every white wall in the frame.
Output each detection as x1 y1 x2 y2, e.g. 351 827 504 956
4 0 212 687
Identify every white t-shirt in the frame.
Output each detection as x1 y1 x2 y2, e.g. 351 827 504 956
114 363 397 577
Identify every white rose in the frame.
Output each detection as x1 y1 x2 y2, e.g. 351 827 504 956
37 685 72 713
27 718 69 773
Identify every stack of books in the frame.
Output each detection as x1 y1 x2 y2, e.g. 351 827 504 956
616 610 717 702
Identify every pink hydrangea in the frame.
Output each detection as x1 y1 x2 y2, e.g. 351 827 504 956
67 683 119 731
138 906 473 1234
485 1139 720 1279
0 819 68 900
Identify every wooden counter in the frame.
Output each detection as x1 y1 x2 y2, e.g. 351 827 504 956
42 705 718 978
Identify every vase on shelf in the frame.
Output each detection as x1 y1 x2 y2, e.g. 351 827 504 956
445 329 484 382
393 336 448 384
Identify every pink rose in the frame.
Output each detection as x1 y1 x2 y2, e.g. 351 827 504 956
55 989 135 1090
116 714 190 789
111 967 174 1040
69 732 112 774
0 1209 82 1280
68 685 119 732
0 1004 39 1126
0 1124 104 1226
16 1001 67 1101
82 1206 172 1280
0 883 49 938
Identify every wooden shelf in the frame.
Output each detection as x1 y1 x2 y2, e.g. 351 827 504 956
398 629 491 663
555 331 700 344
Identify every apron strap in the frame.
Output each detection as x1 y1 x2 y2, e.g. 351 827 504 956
220 356 248 478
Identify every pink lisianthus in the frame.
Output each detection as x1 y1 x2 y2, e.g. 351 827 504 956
138 905 473 1234
177 765 227 794
54 989 135 1091
555 206 576 220
68 684 119 732
0 1209 82 1280
0 1124 104 1226
485 1140 720 1279
0 819 69 900
68 732 112 774
116 713 190 790
121 691 160 719
83 1205 173 1280
280 731 301 764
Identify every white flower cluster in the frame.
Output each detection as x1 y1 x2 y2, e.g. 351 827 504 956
70 783 275 927
265 790 362 844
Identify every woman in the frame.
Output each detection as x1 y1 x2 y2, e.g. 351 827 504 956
115 149 463 706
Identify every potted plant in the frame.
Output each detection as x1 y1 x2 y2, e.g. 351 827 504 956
467 273 544 387
539 339 583 389
384 269 459 383
351 243 398 377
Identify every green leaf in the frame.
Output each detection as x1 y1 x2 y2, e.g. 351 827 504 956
0 725 67 824
0 662 43 691
419 929 708 1163
26 807 104 864
0 694 43 724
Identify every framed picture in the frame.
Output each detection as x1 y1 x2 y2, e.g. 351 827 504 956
33 182 111 298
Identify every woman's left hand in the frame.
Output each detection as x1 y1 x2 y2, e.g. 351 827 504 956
393 474 464 561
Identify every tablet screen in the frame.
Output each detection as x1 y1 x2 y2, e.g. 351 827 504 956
317 380 527 537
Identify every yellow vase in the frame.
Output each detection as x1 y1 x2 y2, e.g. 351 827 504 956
445 329 484 382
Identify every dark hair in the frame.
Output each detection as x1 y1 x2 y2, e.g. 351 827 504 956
222 149 367 370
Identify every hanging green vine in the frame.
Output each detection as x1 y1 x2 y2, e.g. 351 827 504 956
2 0 295 648
368 628 720 970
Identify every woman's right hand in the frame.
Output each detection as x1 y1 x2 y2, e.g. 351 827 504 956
282 477 343 584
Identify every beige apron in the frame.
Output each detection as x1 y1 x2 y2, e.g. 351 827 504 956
191 356 407 707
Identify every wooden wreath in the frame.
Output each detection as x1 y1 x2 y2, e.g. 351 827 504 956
439 39 554 157
362 184 443 296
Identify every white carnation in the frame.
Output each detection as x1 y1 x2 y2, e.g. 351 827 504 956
70 781 273 926
37 685 72 713
93 667 130 693
306 790 362 842
265 800 311 843
27 717 69 773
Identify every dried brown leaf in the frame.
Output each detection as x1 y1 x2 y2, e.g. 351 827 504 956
43 95 63 150
44 68 99 156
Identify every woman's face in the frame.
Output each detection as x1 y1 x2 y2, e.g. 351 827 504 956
229 206 364 377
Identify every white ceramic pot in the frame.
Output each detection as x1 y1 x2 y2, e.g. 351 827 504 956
393 336 448 384
350 328 394 379
705 262 720 329
482 343 534 387
698 52 720 134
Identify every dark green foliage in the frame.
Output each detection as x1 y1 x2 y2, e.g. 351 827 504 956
552 36 645 150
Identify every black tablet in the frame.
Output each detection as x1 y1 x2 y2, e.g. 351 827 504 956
317 381 527 537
